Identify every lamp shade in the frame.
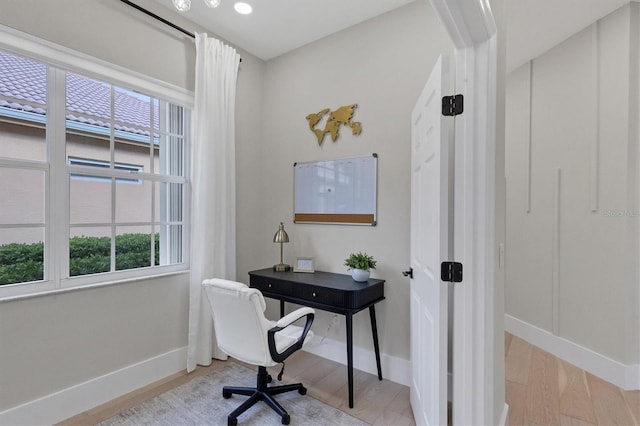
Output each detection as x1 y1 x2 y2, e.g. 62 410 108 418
273 222 289 243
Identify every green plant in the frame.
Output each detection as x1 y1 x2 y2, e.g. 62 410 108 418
0 233 161 285
0 260 43 285
0 242 45 284
344 252 377 271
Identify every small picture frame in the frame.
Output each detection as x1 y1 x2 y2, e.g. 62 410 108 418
293 257 315 273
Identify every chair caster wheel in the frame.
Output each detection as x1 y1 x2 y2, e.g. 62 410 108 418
267 374 273 383
228 416 238 426
223 390 232 399
298 386 307 395
281 414 290 425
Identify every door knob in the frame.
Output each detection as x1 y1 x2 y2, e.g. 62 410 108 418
402 267 413 279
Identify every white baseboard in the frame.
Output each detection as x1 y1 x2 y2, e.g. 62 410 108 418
303 335 411 387
505 314 639 391
627 363 640 390
0 346 187 426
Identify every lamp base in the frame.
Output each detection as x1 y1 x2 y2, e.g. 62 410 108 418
273 263 291 272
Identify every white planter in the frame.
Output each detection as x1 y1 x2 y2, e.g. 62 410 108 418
351 269 370 282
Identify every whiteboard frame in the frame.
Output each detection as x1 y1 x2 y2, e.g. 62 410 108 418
293 154 378 226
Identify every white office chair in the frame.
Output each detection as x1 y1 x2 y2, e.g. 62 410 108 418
202 278 315 426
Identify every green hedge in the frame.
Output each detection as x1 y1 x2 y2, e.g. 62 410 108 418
0 233 160 285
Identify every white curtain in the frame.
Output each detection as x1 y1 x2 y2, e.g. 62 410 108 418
187 33 241 372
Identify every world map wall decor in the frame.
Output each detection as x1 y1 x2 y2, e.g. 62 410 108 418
305 104 362 146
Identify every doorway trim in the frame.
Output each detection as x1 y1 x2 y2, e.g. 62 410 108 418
427 0 506 424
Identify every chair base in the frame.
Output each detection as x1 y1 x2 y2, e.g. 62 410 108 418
223 365 307 426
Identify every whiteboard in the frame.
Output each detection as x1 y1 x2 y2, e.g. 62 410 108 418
294 154 377 225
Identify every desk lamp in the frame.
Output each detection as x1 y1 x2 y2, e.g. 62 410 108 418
273 222 290 271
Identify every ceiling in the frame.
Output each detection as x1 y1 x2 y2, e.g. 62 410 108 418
152 0 416 61
506 0 631 72
149 0 636 68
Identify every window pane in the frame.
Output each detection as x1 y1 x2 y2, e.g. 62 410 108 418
156 102 186 177
115 179 152 223
153 99 160 131
70 175 112 224
158 225 182 265
69 228 111 276
0 168 44 224
0 51 47 161
0 120 47 162
66 73 111 121
155 182 183 223
115 87 152 129
158 135 184 177
114 86 153 172
0 228 44 285
114 140 151 176
116 226 153 271
66 125 111 165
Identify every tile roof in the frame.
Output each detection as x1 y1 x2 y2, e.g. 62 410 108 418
0 51 159 138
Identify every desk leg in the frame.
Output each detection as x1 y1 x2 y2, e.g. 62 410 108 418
346 313 354 408
369 305 383 380
280 300 285 318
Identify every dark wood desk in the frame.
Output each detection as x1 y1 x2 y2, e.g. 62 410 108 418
248 268 385 408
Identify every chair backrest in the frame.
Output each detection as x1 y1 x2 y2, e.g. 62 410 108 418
202 278 275 366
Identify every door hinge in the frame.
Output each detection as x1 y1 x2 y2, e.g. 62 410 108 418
441 261 463 283
442 94 464 116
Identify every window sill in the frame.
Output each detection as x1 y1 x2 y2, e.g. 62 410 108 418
0 268 190 304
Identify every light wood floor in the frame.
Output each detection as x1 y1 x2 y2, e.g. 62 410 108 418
58 350 415 426
59 333 639 426
505 332 639 426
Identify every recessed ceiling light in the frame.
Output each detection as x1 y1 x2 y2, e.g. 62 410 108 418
234 2 252 14
172 0 191 12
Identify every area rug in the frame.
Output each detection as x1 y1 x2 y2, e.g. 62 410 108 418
99 362 368 426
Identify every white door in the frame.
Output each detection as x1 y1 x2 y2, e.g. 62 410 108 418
410 55 450 426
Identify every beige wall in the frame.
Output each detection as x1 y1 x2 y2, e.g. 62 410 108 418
505 4 640 365
250 1 453 360
0 0 195 91
0 274 189 411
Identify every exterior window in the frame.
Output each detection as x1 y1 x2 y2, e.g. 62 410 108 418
0 48 190 294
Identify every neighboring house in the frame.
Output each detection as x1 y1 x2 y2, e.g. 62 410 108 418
0 51 160 244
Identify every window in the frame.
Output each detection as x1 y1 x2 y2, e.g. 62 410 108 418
0 40 192 297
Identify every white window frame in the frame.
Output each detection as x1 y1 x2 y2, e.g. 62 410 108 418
0 25 193 300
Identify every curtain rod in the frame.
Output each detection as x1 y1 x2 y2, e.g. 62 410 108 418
120 0 196 38
119 0 242 61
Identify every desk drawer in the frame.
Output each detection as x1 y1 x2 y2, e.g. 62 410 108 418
290 285 345 307
251 278 291 296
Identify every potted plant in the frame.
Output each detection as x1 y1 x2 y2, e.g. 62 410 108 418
344 252 377 282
